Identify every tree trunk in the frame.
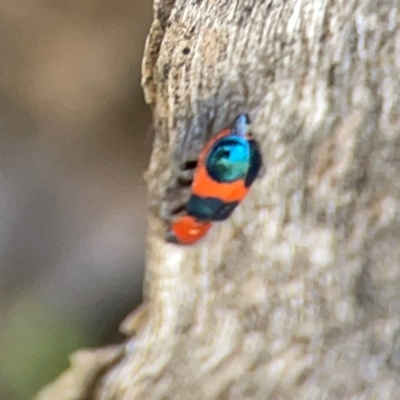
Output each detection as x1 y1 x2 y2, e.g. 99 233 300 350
36 0 400 399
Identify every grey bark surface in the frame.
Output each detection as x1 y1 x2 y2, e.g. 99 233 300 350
36 0 400 399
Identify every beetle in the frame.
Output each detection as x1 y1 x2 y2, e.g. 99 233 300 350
166 113 262 245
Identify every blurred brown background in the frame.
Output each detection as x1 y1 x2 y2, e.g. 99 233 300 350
0 2 152 399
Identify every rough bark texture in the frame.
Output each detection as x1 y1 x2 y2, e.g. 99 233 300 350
36 0 400 399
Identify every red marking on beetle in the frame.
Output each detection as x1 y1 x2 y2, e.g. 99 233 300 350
168 215 212 245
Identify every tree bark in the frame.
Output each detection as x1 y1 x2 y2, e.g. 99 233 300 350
37 0 400 399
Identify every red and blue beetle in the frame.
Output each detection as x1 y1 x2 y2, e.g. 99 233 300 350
166 113 262 245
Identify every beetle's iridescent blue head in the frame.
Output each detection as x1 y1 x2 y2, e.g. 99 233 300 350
205 113 262 185
230 113 251 137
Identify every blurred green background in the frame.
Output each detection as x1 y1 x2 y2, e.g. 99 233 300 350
0 1 153 399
